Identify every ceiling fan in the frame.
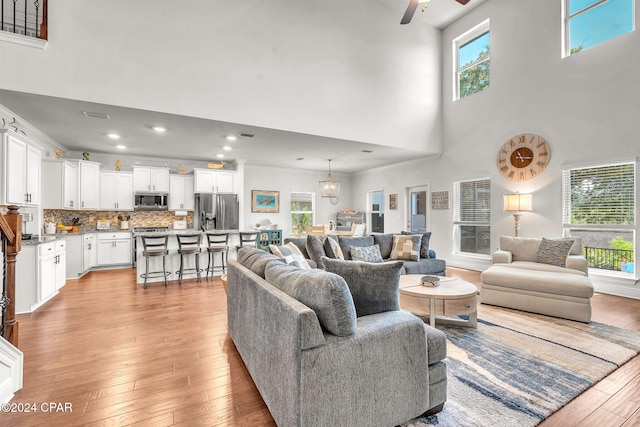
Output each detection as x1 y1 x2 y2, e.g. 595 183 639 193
400 0 470 25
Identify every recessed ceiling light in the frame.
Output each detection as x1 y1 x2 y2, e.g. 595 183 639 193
216 154 225 158
223 146 232 151
116 145 126 150
225 135 238 141
362 149 373 153
152 126 167 132
107 133 121 139
296 158 304 161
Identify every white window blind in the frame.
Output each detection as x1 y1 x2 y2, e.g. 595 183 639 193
453 179 491 224
562 162 635 225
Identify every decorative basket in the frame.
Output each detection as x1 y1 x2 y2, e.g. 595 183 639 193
421 275 440 287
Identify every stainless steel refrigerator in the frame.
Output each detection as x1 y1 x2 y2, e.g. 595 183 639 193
195 193 239 230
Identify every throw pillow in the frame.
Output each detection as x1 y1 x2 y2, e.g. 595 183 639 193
338 236 375 260
322 257 403 317
265 262 357 336
350 244 383 263
323 236 344 260
305 235 327 268
269 242 312 269
390 234 422 261
402 231 432 258
534 238 575 267
237 247 286 278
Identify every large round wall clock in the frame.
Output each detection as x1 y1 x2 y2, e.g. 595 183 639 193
496 133 550 182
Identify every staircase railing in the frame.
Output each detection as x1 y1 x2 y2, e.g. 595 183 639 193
1 0 47 40
0 205 21 348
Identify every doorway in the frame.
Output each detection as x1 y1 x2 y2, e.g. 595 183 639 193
407 186 429 233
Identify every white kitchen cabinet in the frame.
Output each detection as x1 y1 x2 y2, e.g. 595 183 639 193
169 175 195 210
42 160 77 209
63 234 84 278
133 166 170 193
97 232 132 265
78 161 101 209
54 240 67 290
100 171 134 210
83 234 97 272
1 129 41 206
38 242 57 305
193 169 236 193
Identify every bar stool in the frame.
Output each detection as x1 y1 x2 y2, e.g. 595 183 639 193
236 231 259 252
175 233 203 284
205 232 229 278
140 235 170 289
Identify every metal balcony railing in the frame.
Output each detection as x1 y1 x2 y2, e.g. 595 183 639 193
1 0 47 40
583 246 635 272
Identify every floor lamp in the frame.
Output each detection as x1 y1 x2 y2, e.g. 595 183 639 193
503 192 533 237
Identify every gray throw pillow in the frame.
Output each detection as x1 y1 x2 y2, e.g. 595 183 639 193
373 234 394 259
323 236 343 259
265 262 357 336
269 242 312 269
534 238 575 267
306 235 327 268
350 244 383 263
237 247 286 278
338 236 375 260
322 257 403 317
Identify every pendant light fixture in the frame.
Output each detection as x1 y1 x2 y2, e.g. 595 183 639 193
319 159 341 201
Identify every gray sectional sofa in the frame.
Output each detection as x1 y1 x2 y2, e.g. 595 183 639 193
227 247 447 427
284 233 446 275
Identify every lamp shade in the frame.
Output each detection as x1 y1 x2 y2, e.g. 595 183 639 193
503 193 533 212
319 160 341 198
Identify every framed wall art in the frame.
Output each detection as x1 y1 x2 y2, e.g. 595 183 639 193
431 191 450 210
252 190 280 213
389 194 397 210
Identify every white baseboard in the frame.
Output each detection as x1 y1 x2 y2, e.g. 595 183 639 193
0 337 23 404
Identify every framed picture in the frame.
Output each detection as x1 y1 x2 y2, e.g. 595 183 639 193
252 190 280 213
431 191 450 210
389 194 397 210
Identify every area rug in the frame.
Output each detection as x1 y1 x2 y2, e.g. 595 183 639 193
404 305 640 427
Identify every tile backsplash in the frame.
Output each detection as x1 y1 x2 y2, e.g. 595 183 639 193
43 209 193 229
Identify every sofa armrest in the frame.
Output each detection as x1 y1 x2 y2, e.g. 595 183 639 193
566 255 588 275
492 250 512 264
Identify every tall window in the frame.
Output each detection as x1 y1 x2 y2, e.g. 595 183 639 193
564 0 634 57
370 190 384 233
453 178 491 255
291 192 314 235
453 19 490 100
562 162 636 274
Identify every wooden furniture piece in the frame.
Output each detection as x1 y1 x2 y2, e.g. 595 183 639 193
1 205 21 347
236 231 259 251
399 274 478 328
205 232 229 277
335 211 365 232
221 274 228 295
175 234 203 284
139 235 170 288
305 225 325 236
257 229 282 251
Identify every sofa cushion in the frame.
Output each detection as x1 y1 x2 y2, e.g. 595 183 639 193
237 247 286 278
269 242 312 269
306 235 327 267
391 234 422 261
373 234 394 259
403 259 447 275
339 236 375 260
322 257 403 317
402 231 432 259
323 236 343 259
350 244 383 263
265 262 357 336
534 238 575 267
499 236 542 262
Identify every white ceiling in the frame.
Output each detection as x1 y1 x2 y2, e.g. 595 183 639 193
0 0 484 174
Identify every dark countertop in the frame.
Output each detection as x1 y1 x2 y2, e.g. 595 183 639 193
21 235 63 245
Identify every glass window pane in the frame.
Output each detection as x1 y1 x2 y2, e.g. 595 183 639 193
459 32 490 70
568 0 634 54
569 0 599 15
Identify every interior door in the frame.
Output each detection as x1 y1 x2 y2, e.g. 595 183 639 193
407 186 429 233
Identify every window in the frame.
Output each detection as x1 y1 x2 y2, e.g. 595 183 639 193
453 178 491 255
291 192 314 235
564 0 634 57
562 161 636 274
453 19 490 100
370 190 384 233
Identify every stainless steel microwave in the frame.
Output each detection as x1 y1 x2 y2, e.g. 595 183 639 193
134 193 168 210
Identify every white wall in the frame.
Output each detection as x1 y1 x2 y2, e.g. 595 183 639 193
0 0 442 154
243 164 353 237
354 0 640 279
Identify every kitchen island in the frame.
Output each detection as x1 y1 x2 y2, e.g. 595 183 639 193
133 229 244 285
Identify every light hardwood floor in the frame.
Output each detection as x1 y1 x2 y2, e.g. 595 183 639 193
4 267 640 426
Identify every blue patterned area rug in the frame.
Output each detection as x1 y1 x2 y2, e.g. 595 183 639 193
405 305 640 427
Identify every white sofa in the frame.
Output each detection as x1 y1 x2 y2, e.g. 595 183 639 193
481 236 594 323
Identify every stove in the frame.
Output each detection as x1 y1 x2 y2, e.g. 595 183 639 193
132 227 169 267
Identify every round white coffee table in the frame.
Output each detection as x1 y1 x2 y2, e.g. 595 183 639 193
399 275 478 328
